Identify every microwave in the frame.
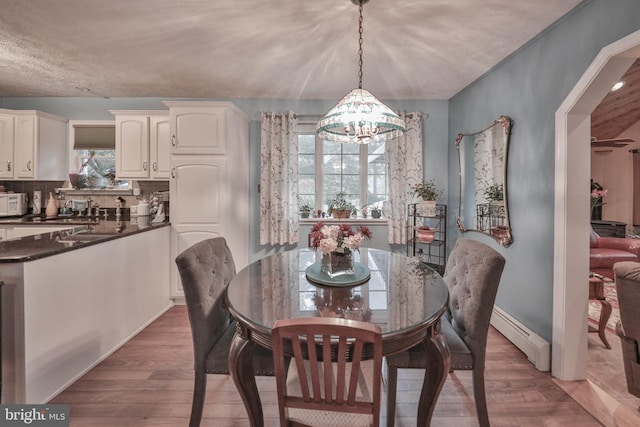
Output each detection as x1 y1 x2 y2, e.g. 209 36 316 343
0 193 28 217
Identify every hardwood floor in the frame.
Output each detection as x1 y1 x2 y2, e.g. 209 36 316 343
51 305 606 426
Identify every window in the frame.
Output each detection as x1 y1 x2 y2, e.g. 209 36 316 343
298 123 387 216
69 121 128 189
73 149 125 189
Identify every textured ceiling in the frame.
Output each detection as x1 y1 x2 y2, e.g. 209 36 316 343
0 0 583 100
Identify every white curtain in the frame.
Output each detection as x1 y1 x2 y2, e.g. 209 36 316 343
260 112 299 245
386 112 424 244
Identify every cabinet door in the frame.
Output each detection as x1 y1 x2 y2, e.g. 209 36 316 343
170 108 226 155
15 115 36 178
0 114 15 178
115 115 149 179
150 116 170 179
170 156 226 225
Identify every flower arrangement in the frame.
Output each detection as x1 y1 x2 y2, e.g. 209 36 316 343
309 222 372 255
591 188 607 216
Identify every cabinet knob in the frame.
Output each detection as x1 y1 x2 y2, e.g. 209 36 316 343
6 160 10 171
143 161 148 171
152 161 157 171
171 135 176 147
171 167 176 179
27 160 32 171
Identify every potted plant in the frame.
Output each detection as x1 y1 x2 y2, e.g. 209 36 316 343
327 191 356 219
300 200 313 218
361 203 383 219
411 180 442 217
484 183 504 203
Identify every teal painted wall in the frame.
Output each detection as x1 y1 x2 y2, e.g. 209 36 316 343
449 0 640 342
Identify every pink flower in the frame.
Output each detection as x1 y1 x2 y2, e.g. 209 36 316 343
309 222 372 255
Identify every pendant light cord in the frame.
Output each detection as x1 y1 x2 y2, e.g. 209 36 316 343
358 1 364 89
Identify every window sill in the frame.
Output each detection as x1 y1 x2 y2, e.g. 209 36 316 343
56 188 133 196
300 218 387 225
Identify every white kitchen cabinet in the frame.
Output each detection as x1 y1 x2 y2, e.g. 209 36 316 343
164 101 249 299
11 110 67 180
111 110 169 180
0 112 15 179
150 115 171 179
166 102 230 155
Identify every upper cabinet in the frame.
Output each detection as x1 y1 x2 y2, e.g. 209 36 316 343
0 112 15 179
110 110 169 180
165 102 233 155
0 109 68 180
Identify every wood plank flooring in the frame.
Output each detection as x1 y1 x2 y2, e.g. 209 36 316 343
50 305 606 426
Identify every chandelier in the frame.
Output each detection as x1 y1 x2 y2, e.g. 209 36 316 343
316 0 405 144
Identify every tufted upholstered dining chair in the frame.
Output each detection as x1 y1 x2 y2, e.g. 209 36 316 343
272 317 383 427
613 261 640 406
385 238 505 427
175 237 277 427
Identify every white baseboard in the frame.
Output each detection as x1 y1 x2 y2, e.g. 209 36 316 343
490 305 551 371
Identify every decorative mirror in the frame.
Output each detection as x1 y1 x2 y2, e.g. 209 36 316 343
455 116 513 246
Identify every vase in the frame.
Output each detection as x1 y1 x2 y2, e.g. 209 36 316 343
321 249 354 278
415 226 436 243
45 192 58 218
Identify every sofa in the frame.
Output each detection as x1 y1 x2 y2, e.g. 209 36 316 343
613 261 640 405
590 227 640 279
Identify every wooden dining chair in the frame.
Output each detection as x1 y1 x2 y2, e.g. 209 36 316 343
272 317 383 427
175 237 277 427
385 238 506 427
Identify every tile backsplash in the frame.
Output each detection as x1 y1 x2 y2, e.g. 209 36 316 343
0 180 169 213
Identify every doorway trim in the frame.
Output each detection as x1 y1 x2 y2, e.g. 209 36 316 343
553 30 640 380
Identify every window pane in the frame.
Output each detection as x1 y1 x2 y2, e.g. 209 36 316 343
324 140 342 154
342 154 360 173
323 154 342 174
367 141 384 154
323 178 342 200
298 135 315 153
342 144 360 154
299 175 315 194
298 154 316 174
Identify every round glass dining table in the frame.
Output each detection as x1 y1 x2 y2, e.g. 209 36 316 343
225 248 450 426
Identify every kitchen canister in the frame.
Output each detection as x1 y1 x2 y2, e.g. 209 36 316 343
137 201 150 216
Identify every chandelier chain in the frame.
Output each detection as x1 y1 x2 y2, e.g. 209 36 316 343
357 1 364 89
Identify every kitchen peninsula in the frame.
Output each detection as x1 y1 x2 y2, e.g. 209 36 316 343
0 216 172 404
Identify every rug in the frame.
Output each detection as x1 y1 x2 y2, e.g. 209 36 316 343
588 279 620 333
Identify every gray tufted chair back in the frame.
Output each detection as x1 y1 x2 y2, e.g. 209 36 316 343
613 261 640 400
176 237 235 371
385 238 505 427
443 238 506 368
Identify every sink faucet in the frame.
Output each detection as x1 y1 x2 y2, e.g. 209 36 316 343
86 198 92 217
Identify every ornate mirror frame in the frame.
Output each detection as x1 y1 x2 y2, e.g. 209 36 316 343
455 116 513 246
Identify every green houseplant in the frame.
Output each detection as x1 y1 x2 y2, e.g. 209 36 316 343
327 191 356 219
411 180 442 201
484 183 504 202
411 180 442 217
300 201 313 218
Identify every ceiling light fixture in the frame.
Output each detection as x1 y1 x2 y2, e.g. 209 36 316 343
316 0 405 144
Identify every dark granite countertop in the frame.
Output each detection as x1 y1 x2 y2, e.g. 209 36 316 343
0 214 170 263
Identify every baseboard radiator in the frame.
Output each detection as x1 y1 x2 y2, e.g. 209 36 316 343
490 305 551 371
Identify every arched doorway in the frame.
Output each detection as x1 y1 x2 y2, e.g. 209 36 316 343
553 30 640 380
